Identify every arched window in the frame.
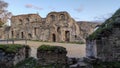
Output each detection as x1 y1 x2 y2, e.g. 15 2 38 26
60 14 65 20
26 18 29 22
35 19 37 22
19 19 22 25
19 19 22 22
50 15 55 21
57 27 60 33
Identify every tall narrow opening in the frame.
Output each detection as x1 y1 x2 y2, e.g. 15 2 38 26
57 27 60 33
11 31 14 38
34 28 37 35
21 32 24 39
65 31 70 42
52 34 56 42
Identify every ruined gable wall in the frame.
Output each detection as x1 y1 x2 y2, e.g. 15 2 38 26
45 11 80 42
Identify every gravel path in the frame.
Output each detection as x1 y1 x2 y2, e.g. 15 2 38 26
1 40 86 58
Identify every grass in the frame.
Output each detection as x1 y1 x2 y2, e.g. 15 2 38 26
0 44 24 53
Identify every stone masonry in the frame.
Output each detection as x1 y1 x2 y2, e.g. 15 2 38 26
86 9 120 62
9 12 82 42
0 45 30 68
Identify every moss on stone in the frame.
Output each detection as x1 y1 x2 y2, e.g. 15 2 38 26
38 44 66 52
87 8 120 40
0 44 24 53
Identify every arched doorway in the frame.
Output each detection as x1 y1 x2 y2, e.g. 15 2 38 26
52 34 56 42
65 31 70 42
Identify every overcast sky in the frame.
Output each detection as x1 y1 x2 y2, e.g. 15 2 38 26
4 0 120 22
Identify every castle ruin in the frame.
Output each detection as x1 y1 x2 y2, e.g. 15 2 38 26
9 12 82 42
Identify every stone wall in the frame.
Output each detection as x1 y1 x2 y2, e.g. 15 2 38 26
8 12 84 42
86 27 120 62
37 45 67 65
0 45 31 68
86 40 97 58
77 21 100 42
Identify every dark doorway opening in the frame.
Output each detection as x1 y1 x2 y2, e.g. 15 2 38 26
21 32 24 39
65 31 70 42
34 28 37 35
52 34 56 42
11 31 14 37
57 27 60 33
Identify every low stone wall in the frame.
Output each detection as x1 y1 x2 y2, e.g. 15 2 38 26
37 45 67 65
0 44 31 68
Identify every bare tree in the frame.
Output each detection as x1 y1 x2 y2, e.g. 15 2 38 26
0 0 12 43
0 0 12 24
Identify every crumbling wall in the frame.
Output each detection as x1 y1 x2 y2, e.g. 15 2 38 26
9 12 82 42
0 45 31 68
37 45 67 65
86 27 120 62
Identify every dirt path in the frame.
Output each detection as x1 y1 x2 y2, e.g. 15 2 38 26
1 40 86 58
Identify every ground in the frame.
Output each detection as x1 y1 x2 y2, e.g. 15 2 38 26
1 40 86 58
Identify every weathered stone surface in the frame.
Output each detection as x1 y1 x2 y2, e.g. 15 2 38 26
77 21 100 42
0 45 31 68
8 12 81 43
86 28 120 62
86 9 120 62
0 12 99 43
37 45 67 65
